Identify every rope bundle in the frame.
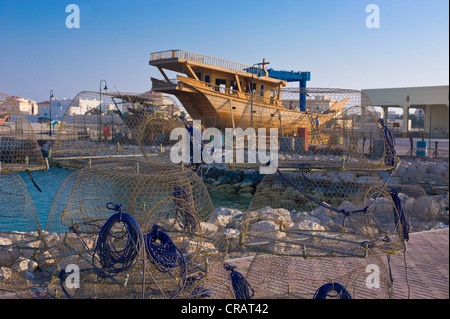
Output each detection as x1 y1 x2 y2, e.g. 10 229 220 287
388 188 410 242
378 119 397 167
313 282 352 299
172 186 198 232
180 114 214 174
145 224 187 298
145 224 186 272
224 263 254 299
94 203 144 277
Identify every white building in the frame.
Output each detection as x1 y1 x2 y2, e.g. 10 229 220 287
11 96 38 115
37 98 115 120
37 98 73 121
362 85 449 138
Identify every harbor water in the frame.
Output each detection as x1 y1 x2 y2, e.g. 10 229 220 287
18 167 251 231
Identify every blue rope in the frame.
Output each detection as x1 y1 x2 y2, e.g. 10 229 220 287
378 119 397 167
313 282 352 299
58 268 72 298
185 273 211 298
275 166 396 229
93 203 143 278
388 188 410 242
172 186 198 232
180 114 214 174
224 263 254 299
145 224 187 298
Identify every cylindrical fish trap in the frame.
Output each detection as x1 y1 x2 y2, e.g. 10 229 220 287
39 157 226 298
237 88 395 170
228 167 411 258
0 172 45 296
0 93 47 172
245 253 394 299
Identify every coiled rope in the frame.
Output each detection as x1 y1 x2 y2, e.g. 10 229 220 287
224 263 254 299
145 224 187 298
94 203 144 278
313 282 352 299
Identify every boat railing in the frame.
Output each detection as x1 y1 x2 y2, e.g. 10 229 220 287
198 79 282 106
150 49 254 74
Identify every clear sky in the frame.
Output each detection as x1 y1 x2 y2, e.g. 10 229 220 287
0 0 448 103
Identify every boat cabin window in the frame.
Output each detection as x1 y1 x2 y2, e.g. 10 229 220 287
231 80 239 93
215 79 227 93
260 84 265 96
195 72 202 81
247 82 257 93
204 74 211 84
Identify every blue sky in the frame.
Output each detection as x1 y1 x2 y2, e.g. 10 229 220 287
0 0 448 103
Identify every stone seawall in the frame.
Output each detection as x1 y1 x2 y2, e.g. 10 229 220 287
201 165 264 198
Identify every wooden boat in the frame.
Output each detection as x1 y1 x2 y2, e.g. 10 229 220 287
149 50 347 134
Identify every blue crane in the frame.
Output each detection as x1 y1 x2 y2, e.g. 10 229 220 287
266 68 311 112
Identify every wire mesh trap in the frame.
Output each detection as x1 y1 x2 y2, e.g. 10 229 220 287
234 88 394 171
244 253 394 299
51 91 182 169
174 261 255 299
218 165 413 258
0 172 46 296
37 157 230 298
0 93 47 173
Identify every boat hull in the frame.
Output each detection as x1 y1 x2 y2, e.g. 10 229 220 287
152 76 341 134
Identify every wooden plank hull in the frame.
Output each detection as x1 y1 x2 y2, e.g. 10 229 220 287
152 77 341 133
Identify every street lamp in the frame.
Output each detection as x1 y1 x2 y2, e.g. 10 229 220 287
99 79 108 140
49 89 54 137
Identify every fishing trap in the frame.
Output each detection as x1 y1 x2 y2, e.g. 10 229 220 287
37 157 232 298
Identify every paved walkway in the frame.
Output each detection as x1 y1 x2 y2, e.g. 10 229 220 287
228 228 449 299
1 229 448 299
384 228 449 299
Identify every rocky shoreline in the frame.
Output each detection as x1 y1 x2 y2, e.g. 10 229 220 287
1 156 448 296
201 156 449 195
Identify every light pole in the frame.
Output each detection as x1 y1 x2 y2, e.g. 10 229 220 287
49 89 54 137
99 79 108 140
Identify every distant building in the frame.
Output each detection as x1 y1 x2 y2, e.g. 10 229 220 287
37 100 50 116
283 96 337 113
37 98 116 120
10 96 38 115
363 85 449 138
